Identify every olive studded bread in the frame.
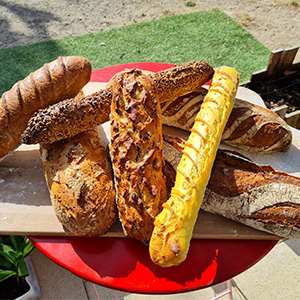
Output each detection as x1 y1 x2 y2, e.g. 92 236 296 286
109 69 168 243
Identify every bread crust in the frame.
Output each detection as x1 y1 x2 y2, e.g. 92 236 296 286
22 61 214 145
0 56 92 160
24 88 112 145
222 99 292 152
109 69 167 243
162 135 300 239
40 127 116 237
161 87 292 153
150 67 239 267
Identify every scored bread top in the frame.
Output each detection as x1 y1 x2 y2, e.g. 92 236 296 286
0 56 92 160
22 60 214 145
150 66 240 267
109 69 168 243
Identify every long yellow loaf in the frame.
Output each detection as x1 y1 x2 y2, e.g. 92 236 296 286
149 66 239 267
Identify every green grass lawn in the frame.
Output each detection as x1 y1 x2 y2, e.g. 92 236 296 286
0 8 271 95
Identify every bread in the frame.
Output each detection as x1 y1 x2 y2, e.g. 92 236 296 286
0 56 92 160
109 69 167 243
23 88 113 146
22 60 214 145
40 127 116 237
149 66 239 267
222 99 292 152
149 60 214 103
161 87 292 153
203 150 300 239
162 136 300 240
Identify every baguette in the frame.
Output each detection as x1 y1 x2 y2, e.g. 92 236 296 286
203 150 300 239
163 136 300 239
22 60 214 145
149 66 239 267
222 99 292 152
40 127 116 237
0 56 92 160
109 69 167 243
161 87 292 153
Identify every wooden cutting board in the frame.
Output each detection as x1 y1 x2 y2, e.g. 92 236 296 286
1 82 299 239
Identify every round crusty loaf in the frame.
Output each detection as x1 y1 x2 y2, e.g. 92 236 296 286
40 127 116 237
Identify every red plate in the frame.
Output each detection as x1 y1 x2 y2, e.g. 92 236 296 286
29 62 278 294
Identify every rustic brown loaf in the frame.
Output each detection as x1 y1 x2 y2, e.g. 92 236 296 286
40 127 117 237
222 99 292 152
161 87 292 153
162 135 300 239
109 69 168 243
22 60 214 145
0 56 92 160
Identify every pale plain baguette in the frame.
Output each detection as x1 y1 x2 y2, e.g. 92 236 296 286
0 56 92 160
40 127 117 237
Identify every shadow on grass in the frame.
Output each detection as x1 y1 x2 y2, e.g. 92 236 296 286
0 9 271 95
0 0 69 94
0 0 59 48
0 1 67 94
0 40 69 95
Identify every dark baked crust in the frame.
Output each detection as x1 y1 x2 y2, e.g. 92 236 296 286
110 69 167 243
149 60 214 103
23 88 112 145
22 61 214 145
161 88 292 153
162 135 300 239
222 99 292 152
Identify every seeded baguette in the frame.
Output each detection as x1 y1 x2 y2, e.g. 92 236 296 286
22 60 214 145
0 56 92 160
149 66 239 267
109 69 168 243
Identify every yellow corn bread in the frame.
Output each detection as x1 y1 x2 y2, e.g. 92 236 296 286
149 66 240 267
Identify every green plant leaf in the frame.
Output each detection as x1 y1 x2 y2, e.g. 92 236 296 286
0 236 34 281
23 237 35 258
10 236 24 254
0 269 17 282
0 243 17 266
17 259 29 278
0 255 13 270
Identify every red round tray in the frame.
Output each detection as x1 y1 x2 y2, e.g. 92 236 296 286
29 62 278 294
